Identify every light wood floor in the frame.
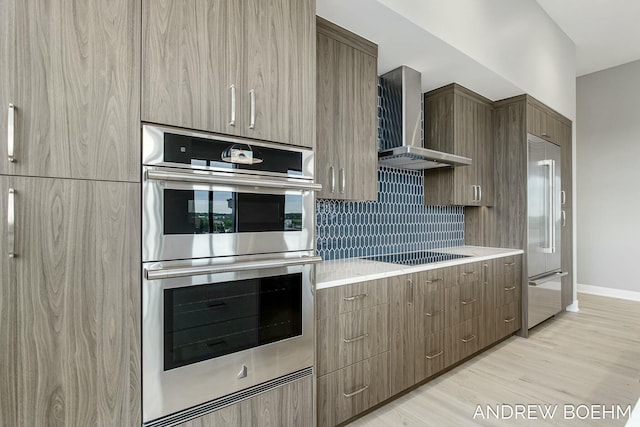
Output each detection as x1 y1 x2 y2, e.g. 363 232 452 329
349 294 640 426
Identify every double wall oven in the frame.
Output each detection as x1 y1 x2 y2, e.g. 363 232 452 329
141 125 321 426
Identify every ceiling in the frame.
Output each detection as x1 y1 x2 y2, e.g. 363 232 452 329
316 0 523 101
536 0 640 76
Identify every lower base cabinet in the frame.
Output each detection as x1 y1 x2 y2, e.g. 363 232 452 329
316 254 523 427
174 376 314 427
317 352 390 427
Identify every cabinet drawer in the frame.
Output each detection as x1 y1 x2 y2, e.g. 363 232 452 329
415 330 447 382
317 352 390 427
496 256 522 307
415 270 447 334
317 305 389 376
456 262 482 286
495 303 521 339
446 318 480 366
317 279 388 319
446 282 482 325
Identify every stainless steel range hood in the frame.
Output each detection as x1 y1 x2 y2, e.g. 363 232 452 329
378 66 472 170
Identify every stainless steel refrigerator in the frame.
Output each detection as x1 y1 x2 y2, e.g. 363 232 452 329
527 134 567 329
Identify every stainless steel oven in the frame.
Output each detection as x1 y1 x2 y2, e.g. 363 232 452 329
141 125 320 426
142 125 319 262
142 251 321 424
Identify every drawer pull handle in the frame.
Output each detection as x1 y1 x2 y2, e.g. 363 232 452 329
425 350 443 360
461 334 476 343
343 293 368 301
343 384 369 398
504 317 516 323
425 310 441 317
8 104 16 163
460 298 477 305
425 278 442 284
8 188 16 258
504 286 516 291
505 262 516 266
461 271 476 276
343 333 368 344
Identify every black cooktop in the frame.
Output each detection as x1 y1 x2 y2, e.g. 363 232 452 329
364 251 469 266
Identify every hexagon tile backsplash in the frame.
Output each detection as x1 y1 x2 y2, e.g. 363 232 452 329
316 167 464 261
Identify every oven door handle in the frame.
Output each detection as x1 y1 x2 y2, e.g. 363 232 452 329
145 256 323 280
145 168 322 192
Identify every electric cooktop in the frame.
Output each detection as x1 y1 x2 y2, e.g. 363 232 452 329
364 251 469 266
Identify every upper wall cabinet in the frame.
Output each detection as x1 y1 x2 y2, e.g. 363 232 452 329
316 18 378 201
0 0 141 182
423 84 494 206
142 0 315 148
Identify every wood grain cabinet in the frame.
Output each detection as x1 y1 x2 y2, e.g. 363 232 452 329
317 353 390 427
174 375 314 427
0 0 141 182
488 256 522 343
316 279 390 427
389 274 416 395
414 268 450 382
423 84 494 206
142 0 315 148
316 18 378 201
0 177 141 426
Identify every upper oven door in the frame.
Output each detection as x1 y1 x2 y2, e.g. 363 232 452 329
143 166 319 262
142 252 320 424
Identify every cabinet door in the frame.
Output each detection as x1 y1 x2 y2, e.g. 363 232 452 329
389 274 415 395
3 0 140 181
143 0 243 138
342 48 377 201
480 261 495 348
244 0 314 147
4 176 141 426
475 101 494 206
315 32 340 199
0 184 17 426
453 94 477 205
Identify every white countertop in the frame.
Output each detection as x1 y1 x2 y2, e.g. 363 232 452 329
316 246 524 289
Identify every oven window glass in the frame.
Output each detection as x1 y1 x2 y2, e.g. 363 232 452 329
163 190 302 234
163 273 303 370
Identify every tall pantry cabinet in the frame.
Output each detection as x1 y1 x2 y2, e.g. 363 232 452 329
1 0 141 425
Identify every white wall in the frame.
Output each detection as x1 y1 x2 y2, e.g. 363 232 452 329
377 0 576 120
576 60 640 293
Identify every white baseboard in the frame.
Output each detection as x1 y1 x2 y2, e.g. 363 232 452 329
577 283 640 302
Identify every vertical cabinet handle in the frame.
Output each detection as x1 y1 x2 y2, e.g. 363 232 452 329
561 190 566 205
339 168 346 194
8 104 15 163
8 188 16 258
249 89 256 129
329 166 335 193
229 85 236 126
472 185 477 201
407 278 413 304
562 210 566 227
478 185 482 202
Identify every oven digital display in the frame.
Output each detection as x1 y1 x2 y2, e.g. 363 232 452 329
163 273 303 370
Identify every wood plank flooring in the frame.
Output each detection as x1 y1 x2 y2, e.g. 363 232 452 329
348 294 640 426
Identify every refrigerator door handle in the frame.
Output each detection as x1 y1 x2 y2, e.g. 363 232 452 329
539 159 555 254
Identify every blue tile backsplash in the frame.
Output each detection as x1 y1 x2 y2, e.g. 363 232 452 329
316 167 464 261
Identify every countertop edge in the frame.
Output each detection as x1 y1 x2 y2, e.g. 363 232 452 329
316 248 524 290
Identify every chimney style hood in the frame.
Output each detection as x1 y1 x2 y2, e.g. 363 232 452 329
377 66 472 170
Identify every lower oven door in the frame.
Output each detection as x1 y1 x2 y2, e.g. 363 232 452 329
142 166 319 262
142 252 320 424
